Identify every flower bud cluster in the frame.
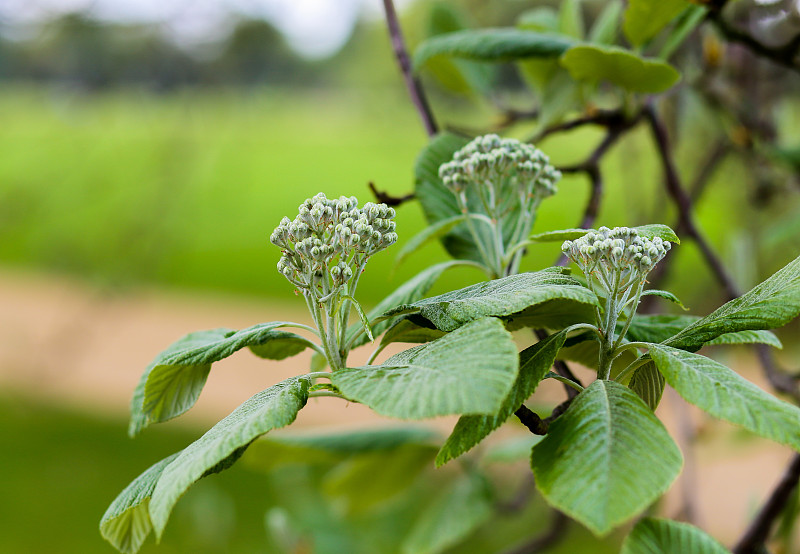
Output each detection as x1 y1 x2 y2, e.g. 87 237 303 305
561 227 671 276
271 193 397 294
439 134 560 203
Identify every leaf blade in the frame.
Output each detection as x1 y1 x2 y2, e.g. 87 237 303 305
531 380 682 536
621 517 730 554
333 318 519 419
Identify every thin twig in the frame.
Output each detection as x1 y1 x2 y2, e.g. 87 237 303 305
709 13 800 73
368 181 415 207
733 453 800 554
531 109 629 143
382 0 438 137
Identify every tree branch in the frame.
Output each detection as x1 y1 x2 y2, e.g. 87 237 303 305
368 181 415 207
733 453 800 554
709 12 800 73
514 397 573 436
382 0 438 137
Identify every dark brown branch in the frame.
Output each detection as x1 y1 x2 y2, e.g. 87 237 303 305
514 397 573 436
368 181 415 207
689 141 730 202
503 510 569 554
755 344 800 403
709 13 800 73
532 109 630 143
733 453 800 554
382 0 438 137
644 103 742 299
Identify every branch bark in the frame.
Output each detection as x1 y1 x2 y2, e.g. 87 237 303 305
382 0 438 137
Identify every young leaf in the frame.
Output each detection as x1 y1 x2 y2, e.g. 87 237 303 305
99 453 180 554
413 28 576 70
530 224 679 244
386 268 598 332
346 260 469 350
558 0 585 39
130 322 306 436
436 330 568 466
625 314 781 348
621 517 729 554
332 318 518 419
149 376 311 537
401 474 493 554
395 214 465 268
588 0 622 45
623 0 690 47
560 45 681 93
664 255 800 351
249 331 314 360
628 361 665 411
531 380 682 536
649 344 800 452
640 289 688 310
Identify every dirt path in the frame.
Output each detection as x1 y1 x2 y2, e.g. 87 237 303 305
0 268 794 545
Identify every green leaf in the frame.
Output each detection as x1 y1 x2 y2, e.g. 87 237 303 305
649 344 800 452
323 444 436 513
401 474 493 554
640 289 688 310
149 376 311 537
347 260 468 350
659 6 707 60
395 214 465 268
379 317 446 348
481 435 543 464
414 28 576 70
531 380 682 536
623 0 690 47
100 453 180 554
386 268 598 332
342 294 374 342
248 331 312 360
588 0 622 45
628 361 665 410
129 322 305 436
517 7 559 32
560 44 681 93
436 330 567 466
664 255 800 351
559 0 585 39
626 314 781 348
332 318 518 419
530 224 679 244
271 426 440 454
621 517 730 554
504 296 598 331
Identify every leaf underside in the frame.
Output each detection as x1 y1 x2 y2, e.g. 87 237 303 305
620 517 730 554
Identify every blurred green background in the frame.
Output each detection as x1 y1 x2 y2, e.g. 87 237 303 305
2 1 800 553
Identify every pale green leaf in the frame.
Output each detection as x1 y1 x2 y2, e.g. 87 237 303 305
705 329 782 349
531 380 682 536
100 453 179 554
379 317 446 348
530 224 679 244
481 435 543 464
517 7 559 32
621 517 730 554
332 318 518 419
640 289 688 310
130 322 304 436
665 255 800 351
588 0 622 45
560 45 681 93
395 214 465 267
347 260 469 349
249 331 312 360
623 0 690 46
386 268 598 332
401 475 493 554
649 344 800 452
659 6 707 60
559 0 585 39
628 361 665 410
436 330 567 466
414 29 576 70
149 376 311 537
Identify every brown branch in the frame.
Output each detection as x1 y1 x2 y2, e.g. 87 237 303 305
532 109 630 143
709 13 800 73
733 453 800 554
368 181 415 207
514 397 573 436
644 103 742 299
382 0 438 137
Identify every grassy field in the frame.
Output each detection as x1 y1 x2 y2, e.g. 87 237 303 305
0 85 769 311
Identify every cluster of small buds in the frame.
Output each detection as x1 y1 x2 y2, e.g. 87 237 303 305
438 134 560 202
561 227 671 276
271 193 397 293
